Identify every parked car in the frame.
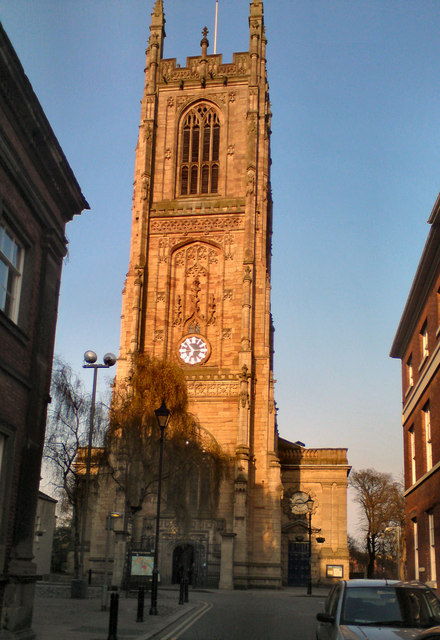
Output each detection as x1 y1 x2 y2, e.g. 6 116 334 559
415 628 440 639
316 579 440 640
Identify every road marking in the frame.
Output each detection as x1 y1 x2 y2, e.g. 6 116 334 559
160 601 213 640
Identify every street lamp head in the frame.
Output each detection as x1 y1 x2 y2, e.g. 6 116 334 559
306 495 314 512
154 400 171 430
84 350 97 364
103 352 117 367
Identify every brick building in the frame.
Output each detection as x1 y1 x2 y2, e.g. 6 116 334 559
84 0 350 591
0 23 88 638
390 193 440 590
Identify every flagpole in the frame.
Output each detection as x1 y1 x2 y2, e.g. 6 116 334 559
214 0 219 54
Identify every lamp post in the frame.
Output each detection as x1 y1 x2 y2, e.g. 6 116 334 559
306 495 314 596
150 400 171 615
75 350 116 599
384 525 401 580
101 512 120 611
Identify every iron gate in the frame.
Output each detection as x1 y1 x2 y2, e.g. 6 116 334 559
288 541 309 586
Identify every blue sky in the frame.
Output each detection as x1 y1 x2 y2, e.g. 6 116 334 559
2 0 440 534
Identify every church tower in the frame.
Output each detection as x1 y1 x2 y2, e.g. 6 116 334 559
117 0 281 588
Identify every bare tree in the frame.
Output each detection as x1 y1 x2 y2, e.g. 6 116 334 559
348 534 368 577
382 479 406 579
44 357 109 577
349 468 404 578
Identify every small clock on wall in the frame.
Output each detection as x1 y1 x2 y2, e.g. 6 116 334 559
178 335 210 365
289 491 312 515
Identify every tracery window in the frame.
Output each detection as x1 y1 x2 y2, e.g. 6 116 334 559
179 104 220 196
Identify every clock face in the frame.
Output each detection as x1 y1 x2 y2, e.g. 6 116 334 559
289 491 311 515
178 335 209 365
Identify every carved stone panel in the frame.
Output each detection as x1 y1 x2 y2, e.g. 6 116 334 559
186 380 239 397
169 241 224 362
150 216 243 235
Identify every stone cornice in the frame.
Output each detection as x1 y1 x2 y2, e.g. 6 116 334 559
404 460 440 497
0 133 68 252
281 465 351 475
428 192 440 225
159 52 250 85
0 24 89 219
150 215 243 235
0 356 31 389
186 371 239 398
150 198 245 217
278 447 349 466
390 214 440 359
402 338 440 424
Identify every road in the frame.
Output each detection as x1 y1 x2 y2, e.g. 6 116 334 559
159 589 326 640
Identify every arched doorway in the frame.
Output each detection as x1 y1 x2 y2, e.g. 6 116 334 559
172 544 194 585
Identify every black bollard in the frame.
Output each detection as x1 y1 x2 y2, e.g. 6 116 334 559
179 578 184 605
184 578 189 603
108 592 119 640
136 587 145 622
88 569 92 585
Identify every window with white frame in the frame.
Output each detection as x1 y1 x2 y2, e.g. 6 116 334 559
0 433 5 531
423 402 433 471
428 511 437 584
0 223 24 323
437 288 440 334
407 354 414 389
413 519 419 580
0 433 4 478
409 426 416 484
421 320 429 360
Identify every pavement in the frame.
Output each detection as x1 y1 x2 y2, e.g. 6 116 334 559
32 582 330 640
33 583 202 640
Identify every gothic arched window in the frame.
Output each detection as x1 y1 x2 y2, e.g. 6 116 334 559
179 105 220 196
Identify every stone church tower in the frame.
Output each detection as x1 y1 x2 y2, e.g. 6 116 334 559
86 0 349 591
115 0 282 588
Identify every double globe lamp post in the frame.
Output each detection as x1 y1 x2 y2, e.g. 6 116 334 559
79 350 171 612
75 350 117 598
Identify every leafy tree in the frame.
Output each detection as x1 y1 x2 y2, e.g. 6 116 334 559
349 468 404 578
103 354 227 532
44 357 109 577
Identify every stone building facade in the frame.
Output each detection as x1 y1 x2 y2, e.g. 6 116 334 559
0 22 88 639
391 193 440 590
85 0 349 591
116 0 280 590
279 440 350 586
33 492 57 580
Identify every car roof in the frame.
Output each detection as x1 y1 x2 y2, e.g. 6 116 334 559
345 580 399 588
344 579 427 589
